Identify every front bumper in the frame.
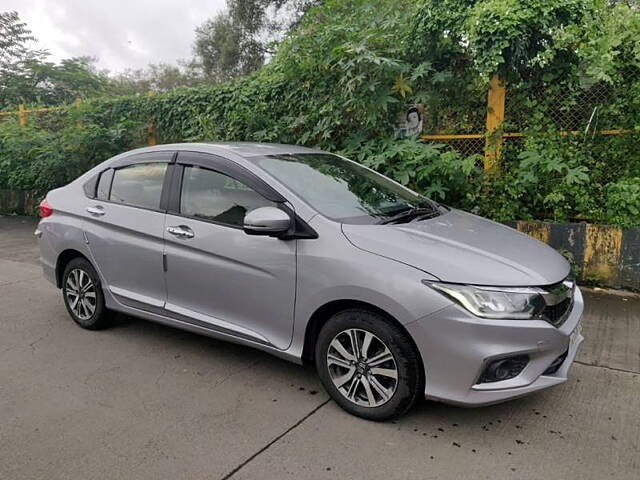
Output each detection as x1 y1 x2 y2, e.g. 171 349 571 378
406 287 584 406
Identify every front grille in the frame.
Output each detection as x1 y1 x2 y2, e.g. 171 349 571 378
538 276 575 327
543 350 568 375
542 298 572 326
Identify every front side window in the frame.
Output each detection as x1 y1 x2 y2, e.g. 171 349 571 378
251 153 432 224
110 163 167 210
180 166 274 226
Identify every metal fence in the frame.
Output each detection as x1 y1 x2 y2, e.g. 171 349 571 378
420 74 635 167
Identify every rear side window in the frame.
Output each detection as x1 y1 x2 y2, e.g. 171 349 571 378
180 166 274 226
110 163 167 210
96 169 114 200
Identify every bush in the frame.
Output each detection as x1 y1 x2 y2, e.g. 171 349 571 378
341 137 482 209
0 112 143 195
605 178 640 227
0 0 639 227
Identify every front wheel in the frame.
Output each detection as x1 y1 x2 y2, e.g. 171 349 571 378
315 309 424 421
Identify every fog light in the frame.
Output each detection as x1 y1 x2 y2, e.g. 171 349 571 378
478 355 529 384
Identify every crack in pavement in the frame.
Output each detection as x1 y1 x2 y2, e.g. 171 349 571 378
220 398 331 480
218 358 637 480
574 360 639 375
28 331 51 352
211 359 261 390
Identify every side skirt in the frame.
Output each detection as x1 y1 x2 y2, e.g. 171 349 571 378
104 294 303 365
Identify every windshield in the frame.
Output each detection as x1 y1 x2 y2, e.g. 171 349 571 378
251 153 433 224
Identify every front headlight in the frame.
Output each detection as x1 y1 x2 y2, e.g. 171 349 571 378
429 282 546 319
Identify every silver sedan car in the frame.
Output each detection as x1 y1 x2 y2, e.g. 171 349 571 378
36 143 584 420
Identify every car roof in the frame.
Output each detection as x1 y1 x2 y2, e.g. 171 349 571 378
125 142 324 159
204 142 323 157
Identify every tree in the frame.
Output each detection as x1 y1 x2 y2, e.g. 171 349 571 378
1 54 111 108
192 0 317 82
227 0 317 52
0 12 110 108
109 62 204 95
0 10 45 108
408 0 604 81
0 11 44 68
193 10 261 81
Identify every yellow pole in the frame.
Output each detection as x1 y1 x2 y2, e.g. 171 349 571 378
147 91 157 146
18 104 26 127
484 75 506 171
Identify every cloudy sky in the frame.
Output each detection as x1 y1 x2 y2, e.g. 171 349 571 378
3 0 226 72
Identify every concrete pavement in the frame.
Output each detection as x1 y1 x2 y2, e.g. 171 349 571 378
0 215 638 479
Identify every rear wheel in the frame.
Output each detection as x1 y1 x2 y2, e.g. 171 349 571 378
62 257 113 330
315 308 424 421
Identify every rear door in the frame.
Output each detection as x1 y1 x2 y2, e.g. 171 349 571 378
162 151 297 350
84 151 173 312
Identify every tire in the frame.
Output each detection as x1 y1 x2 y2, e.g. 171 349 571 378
315 308 424 421
62 257 113 330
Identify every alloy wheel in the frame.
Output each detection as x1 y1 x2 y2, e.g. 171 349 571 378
326 328 398 407
65 268 97 321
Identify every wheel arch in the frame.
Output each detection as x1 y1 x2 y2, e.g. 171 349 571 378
55 249 91 288
301 299 424 371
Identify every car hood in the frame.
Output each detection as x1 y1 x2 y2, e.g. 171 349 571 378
341 209 570 286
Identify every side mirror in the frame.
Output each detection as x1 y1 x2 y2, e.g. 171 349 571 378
243 206 291 236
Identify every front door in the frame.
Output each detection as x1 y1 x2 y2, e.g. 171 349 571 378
163 153 297 350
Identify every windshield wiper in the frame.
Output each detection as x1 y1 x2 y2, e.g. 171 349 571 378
378 205 439 225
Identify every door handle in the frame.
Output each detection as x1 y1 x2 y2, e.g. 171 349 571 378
167 225 195 239
86 206 105 216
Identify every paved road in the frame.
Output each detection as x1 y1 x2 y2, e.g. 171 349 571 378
1 215 638 480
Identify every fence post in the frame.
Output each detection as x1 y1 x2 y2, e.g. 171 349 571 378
484 75 506 171
18 104 26 127
147 91 157 146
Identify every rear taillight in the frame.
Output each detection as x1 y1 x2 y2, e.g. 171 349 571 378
38 198 53 217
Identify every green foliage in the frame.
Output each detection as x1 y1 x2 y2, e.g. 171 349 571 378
341 137 481 207
410 0 601 81
194 10 265 82
2 57 110 108
108 63 205 95
0 11 39 65
481 134 596 222
269 0 414 148
0 107 143 194
192 1 317 82
550 1 640 85
467 0 595 79
605 178 640 227
0 11 111 109
0 0 639 227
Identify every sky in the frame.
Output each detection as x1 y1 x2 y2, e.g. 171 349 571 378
2 0 226 72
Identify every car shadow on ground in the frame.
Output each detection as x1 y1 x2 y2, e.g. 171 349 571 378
108 311 538 425
106 310 319 379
